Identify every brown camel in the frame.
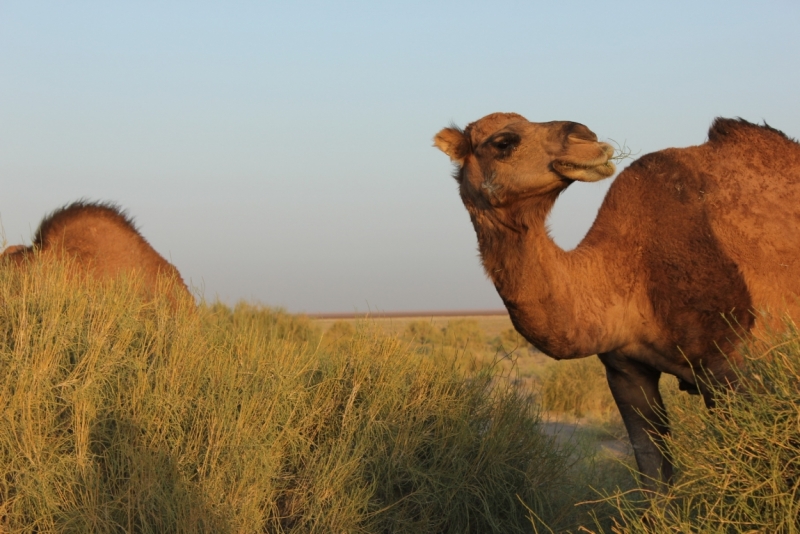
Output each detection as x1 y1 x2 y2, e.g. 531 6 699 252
434 113 800 491
2 201 192 305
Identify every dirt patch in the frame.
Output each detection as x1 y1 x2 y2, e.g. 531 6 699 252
541 420 632 459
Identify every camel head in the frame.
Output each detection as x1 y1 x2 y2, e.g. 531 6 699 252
434 112 616 208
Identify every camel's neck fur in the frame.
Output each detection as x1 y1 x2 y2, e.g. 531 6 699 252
435 114 633 359
469 190 626 359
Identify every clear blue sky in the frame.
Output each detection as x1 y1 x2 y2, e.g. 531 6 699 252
2 2 799 313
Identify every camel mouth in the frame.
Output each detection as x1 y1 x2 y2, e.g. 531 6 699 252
552 159 616 172
553 161 602 170
553 140 616 182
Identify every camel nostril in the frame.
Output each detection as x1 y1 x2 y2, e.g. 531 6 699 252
564 122 598 143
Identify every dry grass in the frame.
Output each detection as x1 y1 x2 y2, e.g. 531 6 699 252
10 260 796 532
316 313 800 533
316 315 639 532
540 357 619 422
316 315 622 422
0 260 595 533
590 325 800 533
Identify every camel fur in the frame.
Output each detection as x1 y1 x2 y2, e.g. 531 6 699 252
2 201 192 306
434 113 800 491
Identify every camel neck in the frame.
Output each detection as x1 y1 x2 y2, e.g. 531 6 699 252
470 193 622 359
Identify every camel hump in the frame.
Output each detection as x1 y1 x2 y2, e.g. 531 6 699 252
33 199 182 280
0 244 31 266
33 200 140 248
707 117 796 144
28 199 192 306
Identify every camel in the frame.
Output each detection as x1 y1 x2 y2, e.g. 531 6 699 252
2 201 192 305
434 113 800 491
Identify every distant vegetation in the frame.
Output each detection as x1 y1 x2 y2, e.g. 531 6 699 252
390 317 624 422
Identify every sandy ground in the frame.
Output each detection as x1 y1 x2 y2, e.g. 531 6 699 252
541 420 632 459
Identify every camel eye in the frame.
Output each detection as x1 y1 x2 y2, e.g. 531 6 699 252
489 133 520 159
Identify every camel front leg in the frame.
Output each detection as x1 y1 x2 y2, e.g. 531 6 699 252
599 353 672 493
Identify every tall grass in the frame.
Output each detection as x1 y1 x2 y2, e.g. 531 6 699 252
593 324 800 533
400 318 544 384
316 307 800 531
395 317 638 532
0 261 582 533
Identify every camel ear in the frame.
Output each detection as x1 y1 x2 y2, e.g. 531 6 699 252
434 127 470 165
553 133 616 182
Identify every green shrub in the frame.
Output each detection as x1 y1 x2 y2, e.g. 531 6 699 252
441 318 485 349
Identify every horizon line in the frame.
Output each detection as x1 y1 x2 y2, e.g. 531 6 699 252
305 309 509 319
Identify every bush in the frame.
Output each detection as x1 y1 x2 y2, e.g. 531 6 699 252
596 325 800 533
0 261 579 533
440 318 485 349
209 300 321 345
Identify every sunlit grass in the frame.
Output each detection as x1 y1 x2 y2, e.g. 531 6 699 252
353 310 800 532
589 325 800 533
0 261 589 533
393 316 638 532
10 259 797 532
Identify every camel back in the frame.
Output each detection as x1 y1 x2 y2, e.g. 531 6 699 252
5 201 192 305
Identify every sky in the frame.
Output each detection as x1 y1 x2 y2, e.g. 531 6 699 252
2 1 799 313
